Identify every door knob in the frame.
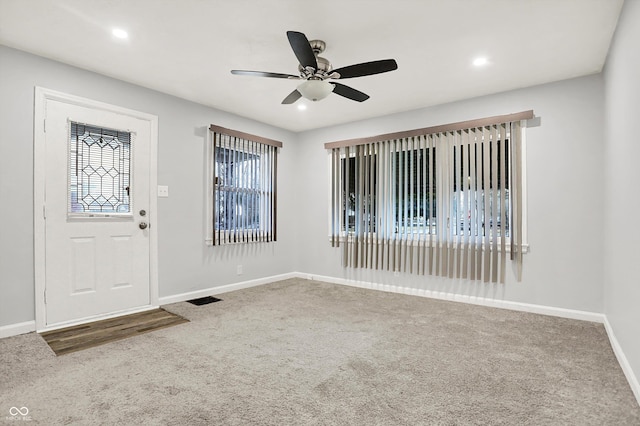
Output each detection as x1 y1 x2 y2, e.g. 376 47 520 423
139 222 148 230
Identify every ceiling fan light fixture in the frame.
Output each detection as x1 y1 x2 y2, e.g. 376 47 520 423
297 80 334 102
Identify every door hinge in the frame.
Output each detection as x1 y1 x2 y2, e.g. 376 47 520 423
43 119 46 133
44 289 47 304
43 205 46 219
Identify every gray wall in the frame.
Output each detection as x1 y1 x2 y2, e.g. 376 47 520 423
603 0 640 388
0 41 619 328
295 74 605 313
0 44 608 326
0 45 299 327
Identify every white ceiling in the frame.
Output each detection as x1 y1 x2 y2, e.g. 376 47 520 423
0 0 624 132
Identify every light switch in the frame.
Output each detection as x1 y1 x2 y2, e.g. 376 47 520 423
157 185 169 197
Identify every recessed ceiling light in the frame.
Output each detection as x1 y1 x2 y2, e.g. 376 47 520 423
473 57 489 67
297 104 307 111
112 28 128 39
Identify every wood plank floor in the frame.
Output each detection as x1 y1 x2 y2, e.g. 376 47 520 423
40 308 189 356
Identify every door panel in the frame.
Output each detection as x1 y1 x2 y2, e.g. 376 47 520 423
69 236 96 294
44 99 151 327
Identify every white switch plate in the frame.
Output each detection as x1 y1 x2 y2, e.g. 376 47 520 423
157 185 169 197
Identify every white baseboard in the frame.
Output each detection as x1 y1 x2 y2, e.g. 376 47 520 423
603 317 640 405
293 272 605 323
2 271 638 407
0 320 36 339
294 271 640 406
158 272 298 305
1 273 297 338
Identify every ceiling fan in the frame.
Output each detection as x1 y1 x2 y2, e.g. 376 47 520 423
231 31 398 104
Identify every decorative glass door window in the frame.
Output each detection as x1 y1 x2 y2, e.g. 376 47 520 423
68 122 132 215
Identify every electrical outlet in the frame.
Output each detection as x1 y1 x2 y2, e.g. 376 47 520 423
236 265 243 275
157 185 169 197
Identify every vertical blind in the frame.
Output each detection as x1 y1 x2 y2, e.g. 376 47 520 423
327 111 532 283
209 125 281 246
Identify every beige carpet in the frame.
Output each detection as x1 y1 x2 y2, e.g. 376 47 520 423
1 278 638 425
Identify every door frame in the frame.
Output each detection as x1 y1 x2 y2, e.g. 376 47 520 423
33 87 159 332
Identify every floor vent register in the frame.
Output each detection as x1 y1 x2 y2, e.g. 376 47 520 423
186 296 222 306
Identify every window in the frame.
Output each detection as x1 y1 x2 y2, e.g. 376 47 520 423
69 122 131 215
450 138 510 238
208 125 281 245
327 111 531 283
341 150 377 233
215 146 262 232
391 145 436 235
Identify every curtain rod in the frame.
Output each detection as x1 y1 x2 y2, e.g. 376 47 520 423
209 124 283 148
323 110 534 150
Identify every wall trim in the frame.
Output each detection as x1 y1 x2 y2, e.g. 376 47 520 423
0 272 603 335
158 272 298 305
3 272 638 407
294 272 605 323
603 317 640 405
0 321 36 339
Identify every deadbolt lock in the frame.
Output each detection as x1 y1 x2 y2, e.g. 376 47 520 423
139 209 146 216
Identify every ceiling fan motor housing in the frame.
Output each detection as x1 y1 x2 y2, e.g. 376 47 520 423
298 40 332 77
309 39 326 54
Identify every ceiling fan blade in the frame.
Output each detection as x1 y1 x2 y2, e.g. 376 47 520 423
231 70 300 79
332 59 398 79
286 31 318 70
332 83 370 102
281 89 302 104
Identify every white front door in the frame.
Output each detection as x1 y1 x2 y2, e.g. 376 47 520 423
38 91 157 328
